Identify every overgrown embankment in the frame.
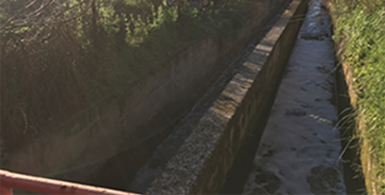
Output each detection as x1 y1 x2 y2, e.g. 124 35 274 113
0 0 255 158
331 0 385 193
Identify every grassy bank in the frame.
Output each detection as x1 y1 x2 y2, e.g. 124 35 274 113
0 0 255 157
332 0 385 193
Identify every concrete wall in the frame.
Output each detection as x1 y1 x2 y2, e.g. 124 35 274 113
325 1 367 193
146 0 309 193
2 0 291 189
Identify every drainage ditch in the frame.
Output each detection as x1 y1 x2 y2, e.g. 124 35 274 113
222 0 366 194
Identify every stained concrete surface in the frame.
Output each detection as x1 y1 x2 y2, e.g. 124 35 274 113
128 3 292 193
242 0 347 194
140 0 309 193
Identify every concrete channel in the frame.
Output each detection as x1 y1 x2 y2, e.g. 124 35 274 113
129 0 365 194
242 0 346 193
8 0 361 195
6 0 365 194
132 0 311 193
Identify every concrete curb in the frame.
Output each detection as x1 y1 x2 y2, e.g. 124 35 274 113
146 0 309 194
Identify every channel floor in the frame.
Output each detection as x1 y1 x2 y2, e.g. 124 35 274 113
242 0 347 194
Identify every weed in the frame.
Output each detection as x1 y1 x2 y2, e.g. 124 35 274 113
332 0 385 193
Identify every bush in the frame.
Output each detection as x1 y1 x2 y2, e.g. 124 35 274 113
0 0 253 158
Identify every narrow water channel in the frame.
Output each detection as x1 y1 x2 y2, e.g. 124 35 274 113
241 0 347 194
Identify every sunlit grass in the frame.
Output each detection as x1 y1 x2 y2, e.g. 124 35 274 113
333 0 385 192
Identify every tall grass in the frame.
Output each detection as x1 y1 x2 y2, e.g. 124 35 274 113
333 0 385 192
0 0 252 158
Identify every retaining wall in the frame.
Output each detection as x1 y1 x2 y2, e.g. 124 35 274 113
2 0 291 189
147 0 309 193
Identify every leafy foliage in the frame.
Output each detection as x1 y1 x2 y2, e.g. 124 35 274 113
0 0 254 156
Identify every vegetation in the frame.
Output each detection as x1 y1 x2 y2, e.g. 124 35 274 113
333 0 385 193
0 0 254 157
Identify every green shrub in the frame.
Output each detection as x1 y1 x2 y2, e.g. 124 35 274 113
0 0 254 157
